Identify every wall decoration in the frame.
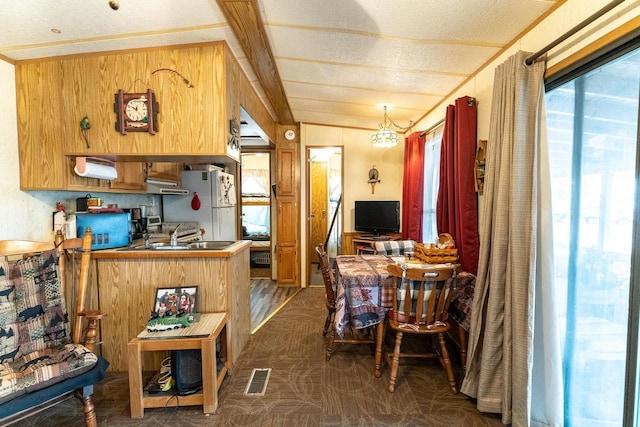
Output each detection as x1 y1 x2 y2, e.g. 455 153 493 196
368 165 380 194
80 116 91 148
114 89 159 135
475 139 486 193
228 117 240 151
151 68 195 88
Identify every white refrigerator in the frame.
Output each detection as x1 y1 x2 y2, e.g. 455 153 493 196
163 170 237 241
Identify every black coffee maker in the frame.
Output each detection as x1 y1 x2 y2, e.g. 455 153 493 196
130 207 147 239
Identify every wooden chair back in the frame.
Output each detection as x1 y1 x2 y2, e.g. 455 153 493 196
55 230 93 345
387 263 456 331
316 245 376 360
0 230 93 346
382 262 459 393
315 244 335 307
374 240 415 255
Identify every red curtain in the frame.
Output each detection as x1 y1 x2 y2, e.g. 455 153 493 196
436 96 479 274
401 132 426 241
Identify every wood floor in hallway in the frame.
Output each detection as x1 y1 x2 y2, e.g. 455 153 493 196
250 278 300 332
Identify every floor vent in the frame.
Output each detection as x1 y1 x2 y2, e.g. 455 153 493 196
244 368 271 396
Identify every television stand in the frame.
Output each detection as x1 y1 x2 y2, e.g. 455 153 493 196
346 232 401 255
360 234 390 240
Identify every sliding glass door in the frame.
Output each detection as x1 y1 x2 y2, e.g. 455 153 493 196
546 44 640 426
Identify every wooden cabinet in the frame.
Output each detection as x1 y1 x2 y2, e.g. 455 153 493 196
63 160 146 193
66 161 182 193
15 43 237 190
276 245 297 285
275 132 300 285
342 231 402 255
53 45 228 158
277 199 297 246
16 41 276 191
110 162 146 191
16 61 66 189
16 41 277 192
145 162 182 182
276 144 297 197
276 199 298 284
111 161 185 192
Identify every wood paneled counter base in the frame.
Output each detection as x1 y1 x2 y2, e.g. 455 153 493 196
128 312 229 418
92 240 251 371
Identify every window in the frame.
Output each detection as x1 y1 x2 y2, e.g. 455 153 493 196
546 44 640 426
241 152 271 239
422 125 444 243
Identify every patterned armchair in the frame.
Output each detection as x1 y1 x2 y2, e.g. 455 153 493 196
0 229 109 427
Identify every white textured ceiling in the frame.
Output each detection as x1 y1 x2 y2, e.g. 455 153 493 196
0 0 561 133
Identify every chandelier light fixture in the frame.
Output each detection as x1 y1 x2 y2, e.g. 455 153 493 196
371 105 413 148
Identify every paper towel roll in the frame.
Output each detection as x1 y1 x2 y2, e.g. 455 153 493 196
74 157 118 180
64 214 77 239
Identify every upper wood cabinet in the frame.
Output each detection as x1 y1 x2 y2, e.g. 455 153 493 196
63 160 146 193
15 41 273 190
55 45 227 157
16 61 66 189
276 143 297 197
145 162 182 182
110 162 146 191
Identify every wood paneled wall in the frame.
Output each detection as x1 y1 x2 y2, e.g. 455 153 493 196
16 41 277 190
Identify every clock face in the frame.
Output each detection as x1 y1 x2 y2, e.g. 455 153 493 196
125 97 149 125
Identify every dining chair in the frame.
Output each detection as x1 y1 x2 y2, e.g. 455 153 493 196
379 263 458 393
315 244 336 338
315 244 375 361
374 240 414 256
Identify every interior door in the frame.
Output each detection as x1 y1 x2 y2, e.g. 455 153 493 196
309 160 328 259
306 146 343 287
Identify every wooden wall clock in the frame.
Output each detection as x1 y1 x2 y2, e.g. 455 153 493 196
114 89 159 135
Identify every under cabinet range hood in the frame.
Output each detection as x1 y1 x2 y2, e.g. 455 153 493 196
146 178 189 195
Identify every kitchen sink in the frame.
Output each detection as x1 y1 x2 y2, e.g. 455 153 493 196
188 241 236 250
119 241 237 251
149 242 190 250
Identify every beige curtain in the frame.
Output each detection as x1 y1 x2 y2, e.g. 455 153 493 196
241 168 270 196
460 51 559 426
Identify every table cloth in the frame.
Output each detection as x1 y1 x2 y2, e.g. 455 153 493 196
334 255 394 338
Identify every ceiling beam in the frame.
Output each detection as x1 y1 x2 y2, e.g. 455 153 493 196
217 0 295 125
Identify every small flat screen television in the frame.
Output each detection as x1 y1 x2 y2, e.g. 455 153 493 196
354 200 400 236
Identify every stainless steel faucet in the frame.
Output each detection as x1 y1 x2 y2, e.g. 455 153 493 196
170 224 182 246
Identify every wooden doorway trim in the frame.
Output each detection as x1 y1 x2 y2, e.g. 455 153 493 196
305 146 344 287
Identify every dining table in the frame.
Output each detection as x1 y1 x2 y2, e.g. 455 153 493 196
333 254 395 375
334 254 394 338
334 254 452 337
333 253 461 375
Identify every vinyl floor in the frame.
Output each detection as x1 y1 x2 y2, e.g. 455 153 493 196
17 287 503 427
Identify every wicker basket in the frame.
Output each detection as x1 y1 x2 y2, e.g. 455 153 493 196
414 243 459 264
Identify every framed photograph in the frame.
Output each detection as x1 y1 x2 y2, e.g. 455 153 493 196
153 286 198 318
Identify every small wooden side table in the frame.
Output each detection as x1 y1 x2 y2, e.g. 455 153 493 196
128 312 230 418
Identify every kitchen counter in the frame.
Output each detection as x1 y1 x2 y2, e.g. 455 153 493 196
90 240 251 371
92 239 251 259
